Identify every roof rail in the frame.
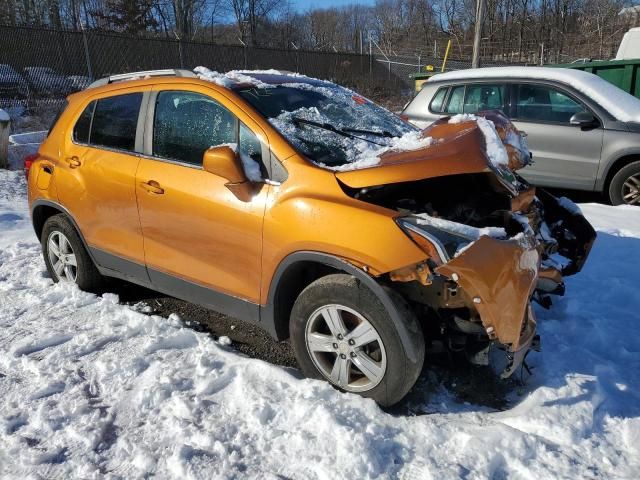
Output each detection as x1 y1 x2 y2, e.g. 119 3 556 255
88 69 196 89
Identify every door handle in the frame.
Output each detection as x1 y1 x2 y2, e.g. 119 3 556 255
140 180 164 195
64 156 81 168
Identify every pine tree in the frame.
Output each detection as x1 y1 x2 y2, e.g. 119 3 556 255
94 0 158 34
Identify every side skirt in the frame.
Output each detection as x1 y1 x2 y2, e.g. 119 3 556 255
91 247 262 327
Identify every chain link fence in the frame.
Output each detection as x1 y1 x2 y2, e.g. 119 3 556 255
1 24 533 136
0 25 418 132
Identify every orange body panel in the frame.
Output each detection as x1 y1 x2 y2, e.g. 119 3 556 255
259 160 427 302
136 159 269 302
436 236 540 350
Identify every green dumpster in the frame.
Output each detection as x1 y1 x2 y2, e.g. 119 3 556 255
549 59 640 99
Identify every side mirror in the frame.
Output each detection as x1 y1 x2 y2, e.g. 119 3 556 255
570 111 598 128
203 145 247 184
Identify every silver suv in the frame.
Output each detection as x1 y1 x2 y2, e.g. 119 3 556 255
402 67 640 205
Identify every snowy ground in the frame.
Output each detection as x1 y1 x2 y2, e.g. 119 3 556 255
1 169 639 479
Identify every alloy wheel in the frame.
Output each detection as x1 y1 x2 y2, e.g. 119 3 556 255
305 304 387 392
622 173 640 205
47 231 78 282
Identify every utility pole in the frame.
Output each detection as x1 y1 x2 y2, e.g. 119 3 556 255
472 0 486 68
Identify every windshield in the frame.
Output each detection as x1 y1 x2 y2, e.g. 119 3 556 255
235 82 418 170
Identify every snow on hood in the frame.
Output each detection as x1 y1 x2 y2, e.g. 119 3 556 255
431 67 640 123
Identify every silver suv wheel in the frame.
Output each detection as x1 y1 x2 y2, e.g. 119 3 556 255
47 231 78 282
622 173 640 205
305 304 387 392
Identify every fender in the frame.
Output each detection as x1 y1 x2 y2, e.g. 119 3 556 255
596 149 640 192
260 251 423 363
31 199 98 265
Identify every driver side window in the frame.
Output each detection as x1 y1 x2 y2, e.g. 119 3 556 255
153 90 237 166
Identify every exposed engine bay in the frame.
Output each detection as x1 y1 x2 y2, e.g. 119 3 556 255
337 113 597 379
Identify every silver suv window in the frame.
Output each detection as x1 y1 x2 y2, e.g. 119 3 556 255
463 84 505 113
441 84 506 115
513 84 586 123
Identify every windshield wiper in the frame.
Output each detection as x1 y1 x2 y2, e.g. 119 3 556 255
341 126 395 138
291 117 385 146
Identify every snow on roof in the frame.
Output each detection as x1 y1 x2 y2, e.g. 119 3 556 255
430 66 640 123
194 66 274 88
194 66 308 88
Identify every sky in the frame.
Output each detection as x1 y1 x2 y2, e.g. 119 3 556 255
290 0 376 11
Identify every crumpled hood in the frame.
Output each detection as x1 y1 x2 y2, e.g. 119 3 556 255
335 111 528 190
335 121 492 189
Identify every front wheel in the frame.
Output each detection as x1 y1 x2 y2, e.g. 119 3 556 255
290 274 425 406
608 160 640 206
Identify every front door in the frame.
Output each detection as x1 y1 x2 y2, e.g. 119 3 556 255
57 89 147 271
510 83 603 190
135 87 268 304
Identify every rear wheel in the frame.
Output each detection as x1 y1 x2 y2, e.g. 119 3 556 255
41 214 103 291
608 161 640 206
290 274 425 406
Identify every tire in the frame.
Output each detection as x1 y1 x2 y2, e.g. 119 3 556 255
608 160 640 206
289 274 425 407
41 214 103 292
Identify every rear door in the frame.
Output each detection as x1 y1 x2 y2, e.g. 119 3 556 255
509 83 603 190
57 87 149 278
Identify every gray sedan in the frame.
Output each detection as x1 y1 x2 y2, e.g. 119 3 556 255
401 67 640 205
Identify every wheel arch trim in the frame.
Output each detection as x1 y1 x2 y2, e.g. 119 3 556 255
261 251 422 362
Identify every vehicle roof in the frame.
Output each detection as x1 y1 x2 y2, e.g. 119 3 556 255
81 69 334 98
429 66 640 123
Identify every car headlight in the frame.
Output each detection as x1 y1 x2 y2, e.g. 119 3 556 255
397 216 477 263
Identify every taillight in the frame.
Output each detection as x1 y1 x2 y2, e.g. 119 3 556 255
398 114 410 122
24 153 38 179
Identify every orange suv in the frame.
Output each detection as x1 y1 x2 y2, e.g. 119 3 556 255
27 68 595 406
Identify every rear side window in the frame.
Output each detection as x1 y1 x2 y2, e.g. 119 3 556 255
152 90 237 165
429 88 447 113
73 101 94 144
91 93 142 151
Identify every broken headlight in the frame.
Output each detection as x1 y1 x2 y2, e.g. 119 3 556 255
396 217 475 263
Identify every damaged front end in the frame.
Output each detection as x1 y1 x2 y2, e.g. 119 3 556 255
337 112 595 378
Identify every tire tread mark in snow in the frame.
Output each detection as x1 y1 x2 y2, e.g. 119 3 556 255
13 333 74 357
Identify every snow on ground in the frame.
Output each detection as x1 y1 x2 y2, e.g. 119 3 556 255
1 169 639 479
